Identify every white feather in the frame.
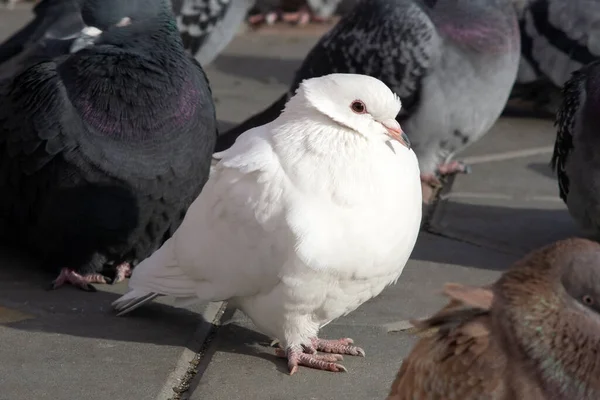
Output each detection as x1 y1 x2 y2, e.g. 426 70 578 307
113 73 422 349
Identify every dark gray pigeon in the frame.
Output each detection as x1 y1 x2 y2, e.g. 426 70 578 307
510 0 600 115
0 0 251 70
217 0 521 193
551 60 600 238
0 0 217 291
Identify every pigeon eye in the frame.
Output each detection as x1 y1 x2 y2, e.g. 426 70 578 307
583 295 594 306
350 100 366 114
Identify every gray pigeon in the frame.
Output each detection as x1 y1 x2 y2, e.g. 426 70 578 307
511 0 600 115
0 0 248 70
217 0 522 194
0 0 217 291
551 60 600 238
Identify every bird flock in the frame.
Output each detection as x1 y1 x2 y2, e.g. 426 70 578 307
0 0 599 398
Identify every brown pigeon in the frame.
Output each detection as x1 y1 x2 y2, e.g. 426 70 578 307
387 238 600 400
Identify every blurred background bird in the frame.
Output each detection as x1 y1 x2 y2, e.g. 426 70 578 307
387 237 600 400
216 0 522 203
507 0 600 117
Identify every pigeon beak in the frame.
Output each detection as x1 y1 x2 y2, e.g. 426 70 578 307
382 119 411 149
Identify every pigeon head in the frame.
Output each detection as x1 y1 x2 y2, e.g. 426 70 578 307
288 73 411 149
560 241 600 318
498 238 600 321
495 238 600 397
81 0 169 30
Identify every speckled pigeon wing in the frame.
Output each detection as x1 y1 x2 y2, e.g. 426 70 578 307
291 0 440 116
520 0 600 87
173 0 255 66
386 288 508 399
551 61 595 202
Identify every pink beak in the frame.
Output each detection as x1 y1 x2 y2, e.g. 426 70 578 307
382 119 411 149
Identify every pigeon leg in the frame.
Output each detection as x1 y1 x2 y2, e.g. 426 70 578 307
111 262 132 284
247 11 279 27
436 160 471 176
420 173 443 189
275 346 346 375
49 268 106 292
280 7 311 26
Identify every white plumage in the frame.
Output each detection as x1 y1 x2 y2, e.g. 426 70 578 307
112 73 422 374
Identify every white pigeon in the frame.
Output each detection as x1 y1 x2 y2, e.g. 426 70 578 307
112 73 422 374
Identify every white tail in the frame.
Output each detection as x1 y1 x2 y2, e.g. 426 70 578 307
112 238 198 315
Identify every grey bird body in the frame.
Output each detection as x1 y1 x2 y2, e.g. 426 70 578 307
518 0 600 88
217 0 521 183
552 60 600 237
399 3 520 175
511 0 600 115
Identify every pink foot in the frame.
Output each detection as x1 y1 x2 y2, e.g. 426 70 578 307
112 262 132 284
247 11 279 27
276 347 347 375
436 160 471 176
281 10 311 26
421 173 442 188
311 337 365 356
50 268 107 292
276 337 365 374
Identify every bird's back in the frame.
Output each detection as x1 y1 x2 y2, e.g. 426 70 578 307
518 0 600 88
388 284 545 400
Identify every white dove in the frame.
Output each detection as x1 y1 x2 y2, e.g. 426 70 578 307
112 73 422 374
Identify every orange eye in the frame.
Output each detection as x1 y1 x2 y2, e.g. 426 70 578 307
583 295 594 305
351 100 366 114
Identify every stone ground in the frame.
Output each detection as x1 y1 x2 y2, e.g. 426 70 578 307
0 4 582 400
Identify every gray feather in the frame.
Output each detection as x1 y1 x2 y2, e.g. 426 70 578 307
518 0 600 87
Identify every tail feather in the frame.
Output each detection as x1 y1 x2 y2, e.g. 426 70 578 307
111 238 198 315
114 292 161 316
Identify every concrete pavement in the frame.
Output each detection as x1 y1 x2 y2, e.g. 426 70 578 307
0 4 582 400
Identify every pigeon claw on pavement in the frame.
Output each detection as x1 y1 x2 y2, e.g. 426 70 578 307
48 268 103 292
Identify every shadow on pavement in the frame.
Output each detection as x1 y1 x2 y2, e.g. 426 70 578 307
0 246 209 348
527 161 557 180
424 200 581 262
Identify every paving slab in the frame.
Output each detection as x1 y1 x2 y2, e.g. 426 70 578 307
428 116 582 255
0 245 224 400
